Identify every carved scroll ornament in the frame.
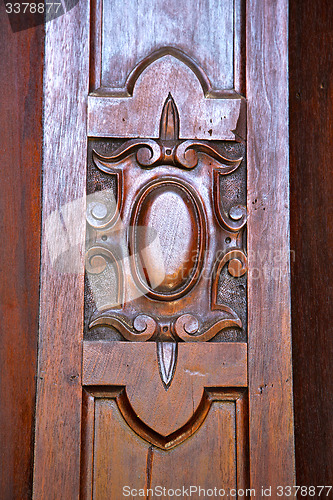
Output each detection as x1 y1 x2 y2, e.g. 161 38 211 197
85 93 247 387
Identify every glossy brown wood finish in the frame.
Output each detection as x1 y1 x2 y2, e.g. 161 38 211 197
86 95 247 349
290 0 333 487
247 0 295 491
83 341 247 437
0 9 43 500
33 0 296 496
87 55 245 140
81 386 249 497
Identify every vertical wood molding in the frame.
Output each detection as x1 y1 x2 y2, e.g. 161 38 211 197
32 3 89 498
247 0 295 490
0 9 43 499
290 0 333 488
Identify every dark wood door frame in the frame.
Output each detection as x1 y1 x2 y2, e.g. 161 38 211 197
0 7 43 499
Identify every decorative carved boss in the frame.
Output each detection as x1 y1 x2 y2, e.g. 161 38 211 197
85 93 247 389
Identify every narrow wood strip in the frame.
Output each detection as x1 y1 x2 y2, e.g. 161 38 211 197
0 17 43 499
32 3 90 498
290 0 333 488
88 95 244 140
89 0 102 91
246 0 295 490
235 392 249 491
80 390 95 500
233 0 245 94
83 341 248 387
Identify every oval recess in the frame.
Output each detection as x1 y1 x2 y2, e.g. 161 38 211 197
130 178 206 301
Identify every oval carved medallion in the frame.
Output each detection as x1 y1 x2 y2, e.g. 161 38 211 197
130 178 206 301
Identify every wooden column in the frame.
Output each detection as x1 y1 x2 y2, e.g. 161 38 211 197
0 9 43 500
32 3 90 498
247 0 296 491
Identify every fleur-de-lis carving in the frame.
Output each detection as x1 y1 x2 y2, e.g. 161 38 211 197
93 93 243 171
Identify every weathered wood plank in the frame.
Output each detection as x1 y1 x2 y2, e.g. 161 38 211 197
290 0 333 488
97 0 236 92
246 0 295 491
0 15 43 500
32 3 90 498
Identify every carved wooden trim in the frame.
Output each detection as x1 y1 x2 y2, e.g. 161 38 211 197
83 341 247 435
33 0 294 495
93 94 243 170
156 342 178 390
87 56 246 140
33 4 90 498
246 0 295 490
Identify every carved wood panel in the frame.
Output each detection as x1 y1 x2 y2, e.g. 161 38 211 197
81 386 248 498
32 0 295 496
90 0 244 95
80 1 250 488
85 95 247 349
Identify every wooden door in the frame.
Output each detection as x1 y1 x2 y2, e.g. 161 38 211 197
33 1 295 498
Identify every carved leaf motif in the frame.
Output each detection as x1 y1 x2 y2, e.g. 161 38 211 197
213 169 247 231
89 314 157 341
157 342 178 389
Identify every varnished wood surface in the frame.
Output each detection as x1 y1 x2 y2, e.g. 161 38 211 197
290 0 333 488
88 56 245 140
37 0 294 495
246 0 295 492
81 389 248 498
83 341 247 436
32 4 89 499
95 0 239 92
1 0 332 496
0 9 43 500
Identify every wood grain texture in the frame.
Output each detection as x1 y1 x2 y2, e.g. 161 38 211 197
80 390 96 500
149 400 240 493
93 398 148 498
32 3 89 499
86 97 247 345
2 0 331 494
96 0 238 92
289 0 333 487
246 0 295 491
88 56 245 140
83 341 247 436
85 137 247 343
31 0 297 495
0 8 43 499
81 389 248 497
